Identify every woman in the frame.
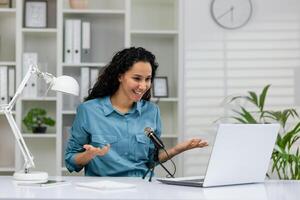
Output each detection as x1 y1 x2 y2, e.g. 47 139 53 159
65 47 208 176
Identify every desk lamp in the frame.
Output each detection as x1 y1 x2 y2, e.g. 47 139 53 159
0 64 79 183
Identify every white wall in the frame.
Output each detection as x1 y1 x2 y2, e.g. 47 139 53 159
183 0 300 176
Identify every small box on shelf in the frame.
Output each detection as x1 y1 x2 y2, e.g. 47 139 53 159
0 0 12 8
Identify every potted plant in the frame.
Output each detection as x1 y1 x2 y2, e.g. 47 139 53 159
23 108 55 133
224 85 300 179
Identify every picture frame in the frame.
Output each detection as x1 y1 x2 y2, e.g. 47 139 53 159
152 77 169 98
0 0 11 8
24 0 47 28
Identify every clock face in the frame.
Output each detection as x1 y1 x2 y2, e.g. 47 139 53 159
211 0 253 29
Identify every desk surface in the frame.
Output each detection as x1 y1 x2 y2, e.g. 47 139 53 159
0 176 299 200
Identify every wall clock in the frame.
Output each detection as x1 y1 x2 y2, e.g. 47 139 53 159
210 0 253 29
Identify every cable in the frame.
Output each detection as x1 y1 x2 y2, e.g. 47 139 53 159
161 148 176 178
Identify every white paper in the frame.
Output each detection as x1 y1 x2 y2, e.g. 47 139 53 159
17 180 69 187
76 180 136 190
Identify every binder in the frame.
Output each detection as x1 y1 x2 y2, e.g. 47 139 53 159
89 68 99 88
0 66 8 104
73 19 81 63
23 53 38 98
81 21 91 62
80 67 90 101
64 19 74 63
8 67 15 101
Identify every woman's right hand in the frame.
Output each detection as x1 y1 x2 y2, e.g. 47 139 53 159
83 144 110 158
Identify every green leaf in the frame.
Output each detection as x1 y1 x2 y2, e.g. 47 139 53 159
248 91 259 107
281 122 300 150
240 107 257 123
258 85 271 112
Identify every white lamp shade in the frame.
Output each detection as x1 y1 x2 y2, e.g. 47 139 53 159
51 76 79 96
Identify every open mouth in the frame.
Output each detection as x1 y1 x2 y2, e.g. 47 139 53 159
133 90 143 95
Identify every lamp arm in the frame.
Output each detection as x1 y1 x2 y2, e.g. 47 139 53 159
3 64 53 172
7 65 36 110
4 111 35 171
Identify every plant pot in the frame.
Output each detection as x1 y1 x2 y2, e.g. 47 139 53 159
33 126 47 134
69 0 88 9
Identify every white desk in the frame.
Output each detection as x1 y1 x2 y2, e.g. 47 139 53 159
0 176 299 200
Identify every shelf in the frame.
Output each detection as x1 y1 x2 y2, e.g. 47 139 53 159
21 97 57 101
22 28 57 33
23 133 56 138
0 167 15 172
63 9 125 15
0 8 16 13
62 110 76 115
0 111 16 115
131 30 178 36
0 62 16 66
62 62 106 67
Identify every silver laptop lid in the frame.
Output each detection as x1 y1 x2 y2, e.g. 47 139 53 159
203 124 280 187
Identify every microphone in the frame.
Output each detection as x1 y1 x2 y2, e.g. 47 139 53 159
144 127 165 149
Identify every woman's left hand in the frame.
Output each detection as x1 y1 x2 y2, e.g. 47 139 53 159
175 138 208 153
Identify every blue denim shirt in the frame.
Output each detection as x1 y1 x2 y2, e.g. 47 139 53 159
65 96 161 176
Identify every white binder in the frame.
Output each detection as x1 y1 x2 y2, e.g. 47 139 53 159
90 68 99 88
64 19 74 63
80 67 90 101
81 21 91 62
8 67 15 101
23 53 38 98
0 66 8 104
73 19 82 63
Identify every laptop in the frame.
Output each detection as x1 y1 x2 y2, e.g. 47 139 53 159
157 123 280 187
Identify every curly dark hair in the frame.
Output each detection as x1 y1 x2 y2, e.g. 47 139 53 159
85 47 159 101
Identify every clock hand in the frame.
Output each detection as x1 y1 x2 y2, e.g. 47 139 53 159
217 6 234 20
230 6 234 23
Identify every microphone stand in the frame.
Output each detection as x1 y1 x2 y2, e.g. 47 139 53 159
142 146 174 182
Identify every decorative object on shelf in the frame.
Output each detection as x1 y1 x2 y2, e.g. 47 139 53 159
23 108 55 134
0 0 11 8
224 85 300 180
24 0 47 28
0 64 79 183
69 0 88 9
152 76 169 98
210 0 253 29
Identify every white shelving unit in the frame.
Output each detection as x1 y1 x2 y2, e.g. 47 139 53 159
0 0 181 178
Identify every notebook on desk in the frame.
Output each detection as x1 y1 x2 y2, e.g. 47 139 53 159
157 124 280 187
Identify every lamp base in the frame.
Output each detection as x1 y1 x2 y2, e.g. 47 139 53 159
13 171 48 183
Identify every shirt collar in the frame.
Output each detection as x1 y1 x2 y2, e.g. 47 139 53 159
102 96 114 116
102 96 142 116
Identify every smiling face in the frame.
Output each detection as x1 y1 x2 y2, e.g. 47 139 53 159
117 61 152 103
